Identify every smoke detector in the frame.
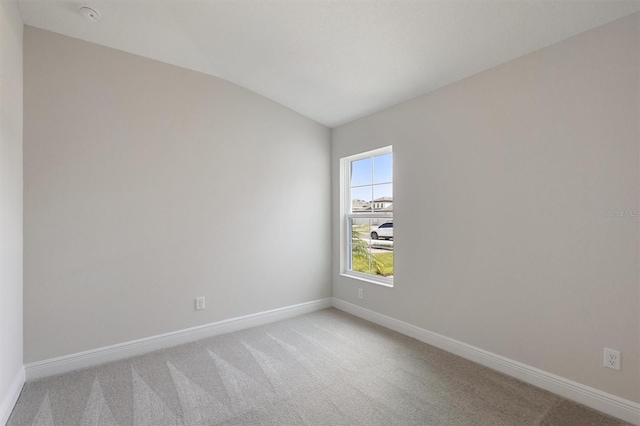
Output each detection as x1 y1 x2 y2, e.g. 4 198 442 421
78 6 100 22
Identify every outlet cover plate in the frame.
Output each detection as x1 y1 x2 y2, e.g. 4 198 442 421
604 348 620 371
196 297 205 311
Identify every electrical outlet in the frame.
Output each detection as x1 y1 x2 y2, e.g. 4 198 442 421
604 348 620 371
358 288 363 299
195 297 205 311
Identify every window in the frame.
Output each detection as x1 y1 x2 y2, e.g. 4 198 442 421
341 146 393 286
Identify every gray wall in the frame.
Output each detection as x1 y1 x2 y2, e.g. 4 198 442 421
23 27 332 363
332 13 639 403
0 0 23 419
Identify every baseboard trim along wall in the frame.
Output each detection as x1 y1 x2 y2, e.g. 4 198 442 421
332 298 640 426
0 367 25 426
25 298 332 381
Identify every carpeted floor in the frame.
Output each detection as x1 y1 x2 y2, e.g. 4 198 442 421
8 308 630 425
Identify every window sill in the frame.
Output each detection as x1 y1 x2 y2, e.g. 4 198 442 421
340 272 394 288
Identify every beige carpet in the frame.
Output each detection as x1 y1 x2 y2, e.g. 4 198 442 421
8 308 629 425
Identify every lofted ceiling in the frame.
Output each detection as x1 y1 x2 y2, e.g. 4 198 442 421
17 0 640 127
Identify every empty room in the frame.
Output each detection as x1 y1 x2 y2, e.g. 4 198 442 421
1 0 639 425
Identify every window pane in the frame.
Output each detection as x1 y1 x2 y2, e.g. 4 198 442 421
351 218 371 245
369 217 393 277
348 217 393 278
350 218 371 274
373 183 393 212
351 186 372 212
351 157 372 187
350 244 371 274
373 153 392 184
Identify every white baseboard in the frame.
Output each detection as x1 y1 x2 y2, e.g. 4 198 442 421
25 298 332 381
0 366 25 426
332 298 640 426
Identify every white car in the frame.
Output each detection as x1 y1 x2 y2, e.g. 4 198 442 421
371 222 393 240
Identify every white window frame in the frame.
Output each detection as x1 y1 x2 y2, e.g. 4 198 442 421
340 146 393 287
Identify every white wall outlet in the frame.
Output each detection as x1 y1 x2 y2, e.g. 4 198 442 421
358 288 363 299
604 348 620 371
195 297 205 311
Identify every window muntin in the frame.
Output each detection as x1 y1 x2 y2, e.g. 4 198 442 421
341 147 393 286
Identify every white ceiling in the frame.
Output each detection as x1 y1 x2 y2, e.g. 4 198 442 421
17 0 640 127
